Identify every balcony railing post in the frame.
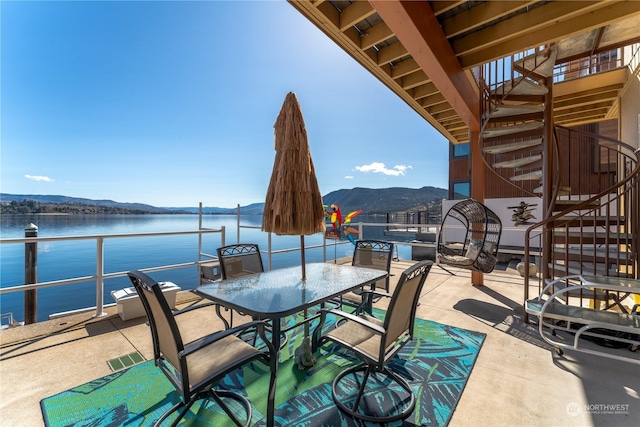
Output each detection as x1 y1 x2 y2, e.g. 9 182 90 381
267 232 272 271
94 236 106 318
24 223 38 324
237 204 241 244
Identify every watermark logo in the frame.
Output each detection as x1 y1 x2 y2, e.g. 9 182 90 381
566 402 630 417
566 402 581 417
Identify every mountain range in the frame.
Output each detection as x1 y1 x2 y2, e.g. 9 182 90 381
1 186 448 215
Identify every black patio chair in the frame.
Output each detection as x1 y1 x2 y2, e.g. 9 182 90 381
127 270 276 427
217 243 287 348
339 240 394 316
218 243 264 279
312 260 433 423
214 243 265 329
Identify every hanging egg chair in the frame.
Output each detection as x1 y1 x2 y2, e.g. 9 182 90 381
437 199 502 273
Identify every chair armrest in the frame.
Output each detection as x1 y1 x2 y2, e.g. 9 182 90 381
173 301 220 316
361 289 392 300
320 308 386 335
180 320 267 357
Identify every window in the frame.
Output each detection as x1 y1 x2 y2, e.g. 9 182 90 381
453 143 469 158
452 181 470 200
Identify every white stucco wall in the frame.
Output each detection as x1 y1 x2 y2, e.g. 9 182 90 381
442 197 542 249
620 56 640 150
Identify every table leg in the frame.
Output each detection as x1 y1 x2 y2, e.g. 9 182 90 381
267 318 281 427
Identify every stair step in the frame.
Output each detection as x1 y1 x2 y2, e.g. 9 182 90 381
513 47 558 78
509 170 542 181
482 122 543 139
533 185 570 196
515 158 543 172
551 215 626 227
491 77 548 96
483 138 543 154
493 154 542 168
553 230 634 245
552 247 634 265
553 199 600 211
548 262 633 278
485 104 545 120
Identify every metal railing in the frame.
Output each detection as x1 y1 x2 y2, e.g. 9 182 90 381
522 127 640 322
0 228 226 319
0 215 447 323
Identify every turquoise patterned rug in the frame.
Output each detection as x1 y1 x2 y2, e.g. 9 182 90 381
41 313 485 426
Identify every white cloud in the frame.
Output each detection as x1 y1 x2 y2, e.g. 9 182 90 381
344 175 354 179
25 175 54 182
354 162 412 176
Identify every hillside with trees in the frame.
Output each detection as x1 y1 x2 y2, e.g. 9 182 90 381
1 186 449 215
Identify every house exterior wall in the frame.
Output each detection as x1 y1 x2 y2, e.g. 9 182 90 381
620 69 640 150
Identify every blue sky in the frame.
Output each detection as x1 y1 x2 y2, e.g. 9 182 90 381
1 1 449 208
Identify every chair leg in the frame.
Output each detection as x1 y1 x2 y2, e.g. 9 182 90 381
331 363 416 423
159 389 253 427
168 397 197 427
210 390 253 427
153 401 183 427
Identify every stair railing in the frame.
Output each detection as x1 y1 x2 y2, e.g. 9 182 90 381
523 128 640 322
479 45 556 198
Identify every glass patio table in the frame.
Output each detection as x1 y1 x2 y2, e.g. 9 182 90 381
580 274 640 313
195 262 387 427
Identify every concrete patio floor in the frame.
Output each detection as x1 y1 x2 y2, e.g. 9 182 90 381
1 259 639 426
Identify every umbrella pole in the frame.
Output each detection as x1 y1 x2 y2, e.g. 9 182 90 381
300 235 309 337
300 235 306 280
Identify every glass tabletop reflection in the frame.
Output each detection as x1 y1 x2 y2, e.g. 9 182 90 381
196 262 387 319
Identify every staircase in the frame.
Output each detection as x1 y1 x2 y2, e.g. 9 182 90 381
478 45 640 319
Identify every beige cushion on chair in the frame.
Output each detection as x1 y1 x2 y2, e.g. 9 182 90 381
324 315 383 361
465 239 482 260
438 253 474 266
186 334 262 390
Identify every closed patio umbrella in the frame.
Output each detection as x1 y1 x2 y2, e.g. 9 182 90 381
262 92 325 368
262 92 325 278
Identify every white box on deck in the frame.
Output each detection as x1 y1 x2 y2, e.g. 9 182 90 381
111 282 181 321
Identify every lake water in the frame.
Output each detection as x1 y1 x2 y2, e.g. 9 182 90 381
1 214 411 322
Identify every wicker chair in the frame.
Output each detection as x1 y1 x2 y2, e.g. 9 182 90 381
437 199 502 273
127 270 276 427
312 260 433 423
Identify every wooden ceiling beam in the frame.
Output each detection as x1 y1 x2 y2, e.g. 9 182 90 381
412 82 438 100
445 122 470 133
453 1 607 56
450 128 470 138
390 57 420 79
556 102 613 116
343 26 363 46
287 0 464 144
400 70 429 90
371 0 479 130
315 1 339 27
556 109 609 123
360 22 394 50
339 1 376 31
426 102 454 115
431 0 466 17
377 41 408 65
460 2 640 68
554 91 620 110
441 1 535 39
555 84 624 102
432 109 459 121
419 92 448 107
